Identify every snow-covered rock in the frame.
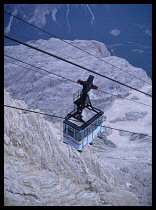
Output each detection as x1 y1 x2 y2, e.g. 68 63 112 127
4 38 152 206
4 38 151 120
4 90 140 206
110 111 148 123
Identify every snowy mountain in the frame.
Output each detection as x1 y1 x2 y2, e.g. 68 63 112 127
4 38 152 206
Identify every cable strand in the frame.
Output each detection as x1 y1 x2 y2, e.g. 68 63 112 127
4 10 152 86
4 35 152 98
4 54 152 108
4 104 152 138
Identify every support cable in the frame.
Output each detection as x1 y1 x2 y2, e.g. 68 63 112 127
4 104 152 138
4 54 152 108
4 10 152 86
4 35 152 98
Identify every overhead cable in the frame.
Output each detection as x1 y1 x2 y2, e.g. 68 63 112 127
4 35 152 98
4 54 77 84
4 57 148 112
4 10 152 86
4 54 152 108
4 28 90 68
4 104 152 138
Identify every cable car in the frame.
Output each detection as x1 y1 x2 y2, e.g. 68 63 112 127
63 75 104 152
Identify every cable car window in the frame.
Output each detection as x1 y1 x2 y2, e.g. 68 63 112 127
75 130 82 141
96 119 99 127
97 119 100 126
93 122 96 131
93 120 98 130
101 115 104 123
98 118 101 126
88 125 92 134
81 130 84 139
84 128 88 137
63 123 67 134
68 127 74 138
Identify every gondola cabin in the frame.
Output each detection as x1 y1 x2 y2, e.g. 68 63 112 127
63 107 104 151
63 75 104 152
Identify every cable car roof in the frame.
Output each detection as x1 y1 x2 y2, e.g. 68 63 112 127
63 106 104 131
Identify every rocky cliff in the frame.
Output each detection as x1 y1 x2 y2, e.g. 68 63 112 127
4 38 152 206
4 90 139 206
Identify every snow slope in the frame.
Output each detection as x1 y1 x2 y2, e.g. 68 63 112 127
4 38 152 205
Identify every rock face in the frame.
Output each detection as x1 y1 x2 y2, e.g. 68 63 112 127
4 38 152 206
92 82 152 206
4 91 139 206
4 38 151 120
110 111 148 123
